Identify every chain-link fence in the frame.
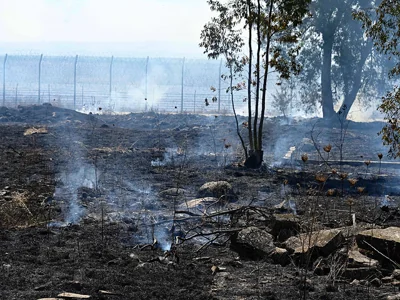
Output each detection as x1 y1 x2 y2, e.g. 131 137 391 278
1 54 277 114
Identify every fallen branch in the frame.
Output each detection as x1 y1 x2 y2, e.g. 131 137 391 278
174 210 201 217
183 228 242 242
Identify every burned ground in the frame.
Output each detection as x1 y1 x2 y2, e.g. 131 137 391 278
0 104 399 300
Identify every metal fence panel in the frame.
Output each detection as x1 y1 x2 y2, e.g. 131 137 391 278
0 54 267 114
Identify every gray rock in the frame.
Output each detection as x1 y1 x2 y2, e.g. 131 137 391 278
270 213 300 242
231 226 275 260
348 249 379 268
393 269 400 280
198 181 236 202
284 229 344 257
356 226 400 264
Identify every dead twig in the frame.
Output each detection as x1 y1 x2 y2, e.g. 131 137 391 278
174 210 201 217
363 240 400 269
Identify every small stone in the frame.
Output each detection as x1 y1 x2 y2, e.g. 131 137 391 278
350 279 360 285
393 269 400 280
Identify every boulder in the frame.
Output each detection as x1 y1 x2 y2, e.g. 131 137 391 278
284 229 344 260
270 213 300 242
356 227 400 264
348 249 379 268
231 226 275 260
197 181 236 202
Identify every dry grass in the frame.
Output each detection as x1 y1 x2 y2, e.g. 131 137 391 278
0 191 35 228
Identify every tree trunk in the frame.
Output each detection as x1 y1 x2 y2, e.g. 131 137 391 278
321 33 335 119
244 150 263 169
339 41 373 120
257 0 274 150
245 0 274 169
247 0 254 152
253 0 262 151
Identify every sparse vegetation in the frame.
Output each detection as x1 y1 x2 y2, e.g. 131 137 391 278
0 105 398 299
1 1 400 299
200 0 311 167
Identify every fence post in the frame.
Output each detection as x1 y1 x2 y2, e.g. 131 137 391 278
38 54 43 104
145 56 149 111
3 54 7 106
109 56 113 99
218 59 222 113
181 57 185 113
74 55 78 110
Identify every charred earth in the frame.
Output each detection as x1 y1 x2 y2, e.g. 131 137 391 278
0 104 399 300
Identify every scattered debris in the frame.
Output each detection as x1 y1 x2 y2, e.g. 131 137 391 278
23 127 48 135
57 292 91 299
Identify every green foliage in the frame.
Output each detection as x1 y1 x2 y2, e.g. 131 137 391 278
356 0 400 77
356 0 400 157
200 0 311 160
379 87 400 158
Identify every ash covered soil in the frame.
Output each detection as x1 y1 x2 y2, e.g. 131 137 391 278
0 104 399 300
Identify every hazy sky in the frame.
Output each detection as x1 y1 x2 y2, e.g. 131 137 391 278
0 0 213 57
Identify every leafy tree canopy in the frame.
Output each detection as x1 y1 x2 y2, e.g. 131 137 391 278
356 0 400 157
